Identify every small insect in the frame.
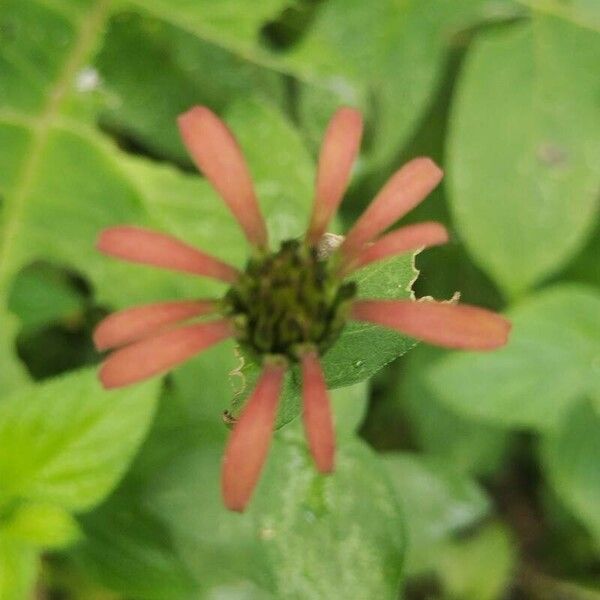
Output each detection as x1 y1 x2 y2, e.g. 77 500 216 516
222 410 238 428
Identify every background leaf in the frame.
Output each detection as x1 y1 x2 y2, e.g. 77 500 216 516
448 14 600 297
0 534 38 600
542 399 600 547
3 502 80 549
73 488 196 600
0 368 158 511
149 435 405 599
397 345 509 476
1 0 599 597
437 523 516 600
429 285 600 430
128 0 290 50
96 12 286 163
382 453 490 576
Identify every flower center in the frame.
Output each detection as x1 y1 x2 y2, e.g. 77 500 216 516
222 239 356 361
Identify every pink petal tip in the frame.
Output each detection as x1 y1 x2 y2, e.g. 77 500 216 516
99 319 233 389
343 221 449 274
301 350 335 473
178 106 268 249
351 299 510 351
93 299 217 351
221 360 286 512
307 107 363 245
341 158 443 261
97 226 239 283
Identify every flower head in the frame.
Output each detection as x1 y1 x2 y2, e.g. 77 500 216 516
94 106 510 512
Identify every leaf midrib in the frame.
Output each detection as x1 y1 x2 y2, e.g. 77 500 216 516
0 0 112 294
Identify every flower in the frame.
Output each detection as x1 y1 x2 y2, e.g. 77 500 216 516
94 106 510 512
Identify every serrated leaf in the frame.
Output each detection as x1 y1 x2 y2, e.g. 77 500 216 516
149 437 405 600
429 285 600 430
321 254 418 387
382 453 490 576
542 399 600 547
0 369 159 511
448 15 600 297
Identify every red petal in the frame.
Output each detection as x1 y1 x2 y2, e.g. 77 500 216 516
99 319 233 388
351 300 510 350
307 107 363 244
340 158 443 260
93 299 217 351
178 106 268 248
301 350 335 473
343 221 448 274
221 361 286 512
97 226 239 283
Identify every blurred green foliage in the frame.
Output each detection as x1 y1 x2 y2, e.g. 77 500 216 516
0 0 599 598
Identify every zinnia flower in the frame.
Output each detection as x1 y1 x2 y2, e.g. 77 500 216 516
94 106 510 512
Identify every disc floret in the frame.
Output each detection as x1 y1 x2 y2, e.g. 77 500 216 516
222 239 356 361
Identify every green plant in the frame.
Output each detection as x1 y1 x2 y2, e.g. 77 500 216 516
0 1 598 598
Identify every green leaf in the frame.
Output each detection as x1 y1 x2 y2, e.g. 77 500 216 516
330 380 369 439
74 489 195 600
149 437 405 599
1 123 240 309
0 0 111 392
128 0 289 50
8 263 84 330
448 15 600 297
516 0 600 31
287 0 471 166
1 0 422 433
437 522 516 600
225 99 315 246
171 340 241 429
97 12 285 163
131 0 518 168
0 0 315 400
542 399 600 546
429 285 600 430
398 345 509 476
322 254 418 388
0 311 28 393
0 369 159 511
382 453 490 576
2 502 80 549
0 533 38 600
558 212 600 288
